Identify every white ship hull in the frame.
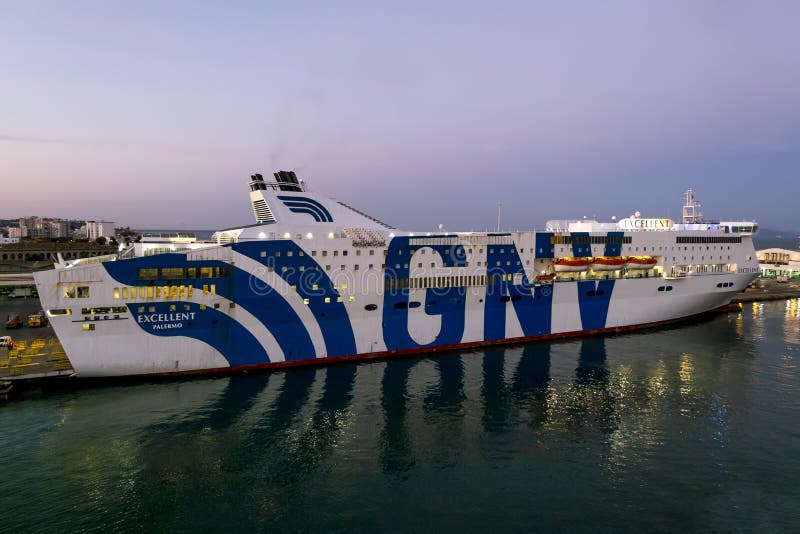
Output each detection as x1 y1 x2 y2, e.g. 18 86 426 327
32 177 760 378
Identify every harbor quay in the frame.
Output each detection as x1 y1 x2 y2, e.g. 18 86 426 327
0 297 72 388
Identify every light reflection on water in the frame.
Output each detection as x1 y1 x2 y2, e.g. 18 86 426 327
1 302 799 531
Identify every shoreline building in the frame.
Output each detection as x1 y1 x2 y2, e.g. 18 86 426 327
18 217 71 239
86 221 115 242
756 248 800 278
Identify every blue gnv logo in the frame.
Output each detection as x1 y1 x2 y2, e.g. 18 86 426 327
277 196 334 223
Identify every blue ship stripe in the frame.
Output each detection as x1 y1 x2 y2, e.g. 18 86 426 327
233 241 357 357
277 196 333 222
285 205 325 222
129 301 268 366
103 256 317 363
535 233 554 258
571 232 590 258
281 201 329 221
577 280 615 330
604 231 624 257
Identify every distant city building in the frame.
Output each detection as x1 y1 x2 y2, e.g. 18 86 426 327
86 221 115 241
47 220 70 238
0 237 20 245
17 216 72 239
7 227 21 239
756 248 800 277
19 216 47 238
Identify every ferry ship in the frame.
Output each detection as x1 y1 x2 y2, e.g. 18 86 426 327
33 175 760 377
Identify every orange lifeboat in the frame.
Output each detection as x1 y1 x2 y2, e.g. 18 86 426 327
535 273 556 283
554 257 591 272
592 256 627 271
626 256 657 270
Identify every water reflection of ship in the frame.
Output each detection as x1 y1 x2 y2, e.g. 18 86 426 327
35 313 751 496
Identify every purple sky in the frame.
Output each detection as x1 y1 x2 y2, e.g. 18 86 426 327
2 1 799 231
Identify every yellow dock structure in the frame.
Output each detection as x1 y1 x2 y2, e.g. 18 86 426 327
0 335 73 380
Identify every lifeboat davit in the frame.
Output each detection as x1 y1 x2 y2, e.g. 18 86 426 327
592 256 627 271
626 256 657 270
554 257 591 272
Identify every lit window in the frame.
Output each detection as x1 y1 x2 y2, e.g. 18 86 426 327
122 287 129 299
325 297 331 303
303 298 309 304
82 323 95 331
113 288 120 299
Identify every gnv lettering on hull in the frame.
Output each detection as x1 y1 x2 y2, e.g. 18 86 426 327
382 237 467 350
484 241 553 340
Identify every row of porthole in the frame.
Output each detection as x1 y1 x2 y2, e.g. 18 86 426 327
1 251 103 261
717 282 734 288
365 298 469 311
657 286 674 292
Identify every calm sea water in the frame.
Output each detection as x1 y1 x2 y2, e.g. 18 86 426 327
1 301 799 532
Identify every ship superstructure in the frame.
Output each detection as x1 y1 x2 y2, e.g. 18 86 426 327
33 174 760 377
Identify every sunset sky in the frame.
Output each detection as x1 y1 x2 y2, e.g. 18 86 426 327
3 1 799 231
